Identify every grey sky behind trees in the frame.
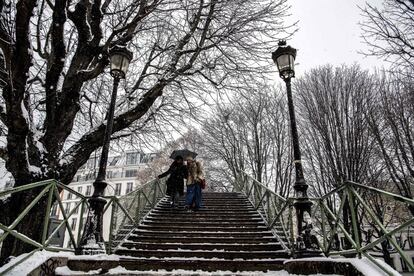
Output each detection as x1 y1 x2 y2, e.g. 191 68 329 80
288 0 385 76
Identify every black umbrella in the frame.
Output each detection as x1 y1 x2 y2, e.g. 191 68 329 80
170 149 198 160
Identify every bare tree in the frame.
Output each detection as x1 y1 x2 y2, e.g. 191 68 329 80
295 64 379 250
360 0 414 72
366 72 414 212
200 87 293 197
0 0 292 261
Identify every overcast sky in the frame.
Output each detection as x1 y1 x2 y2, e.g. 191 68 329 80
288 0 385 76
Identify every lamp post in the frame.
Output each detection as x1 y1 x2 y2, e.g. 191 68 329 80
272 40 318 257
77 45 133 254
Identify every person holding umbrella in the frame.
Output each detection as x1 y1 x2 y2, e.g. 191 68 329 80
157 155 188 208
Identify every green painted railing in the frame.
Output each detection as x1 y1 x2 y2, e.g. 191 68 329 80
237 171 414 276
234 172 292 252
107 178 167 252
0 177 166 274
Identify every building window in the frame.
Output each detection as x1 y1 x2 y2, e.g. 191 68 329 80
79 217 86 230
51 203 58 217
126 152 139 165
86 158 98 169
107 171 113 179
109 156 120 166
125 169 137 178
140 154 151 163
86 185 92 196
85 172 96 181
126 182 133 194
77 186 83 195
71 218 77 231
67 192 73 200
65 203 71 215
115 183 122 196
340 237 346 250
74 205 79 215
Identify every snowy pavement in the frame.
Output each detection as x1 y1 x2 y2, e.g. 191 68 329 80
0 250 402 276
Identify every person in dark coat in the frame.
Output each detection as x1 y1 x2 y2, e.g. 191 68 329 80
157 156 188 208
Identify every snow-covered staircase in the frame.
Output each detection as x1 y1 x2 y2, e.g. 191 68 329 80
59 192 290 274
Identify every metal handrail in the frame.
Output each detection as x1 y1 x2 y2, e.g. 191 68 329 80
241 170 288 202
0 177 167 274
237 171 414 276
107 178 166 252
2 173 412 276
236 171 292 251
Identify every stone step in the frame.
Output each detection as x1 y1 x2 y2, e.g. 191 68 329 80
148 212 261 218
127 235 279 244
120 241 283 251
150 209 258 215
141 220 266 227
154 205 256 210
64 258 285 274
131 229 274 238
161 200 249 204
161 197 250 202
192 193 244 196
114 249 289 259
180 196 246 200
137 224 268 232
145 216 263 222
157 204 253 209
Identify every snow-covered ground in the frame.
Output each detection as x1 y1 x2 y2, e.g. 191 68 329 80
0 250 401 276
56 265 339 275
0 251 74 276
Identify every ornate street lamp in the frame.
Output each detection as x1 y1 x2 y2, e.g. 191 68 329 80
272 40 319 257
77 45 133 254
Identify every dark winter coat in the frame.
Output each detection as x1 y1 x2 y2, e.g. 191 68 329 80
158 162 188 196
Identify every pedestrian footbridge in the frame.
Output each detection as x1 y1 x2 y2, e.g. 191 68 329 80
0 171 412 275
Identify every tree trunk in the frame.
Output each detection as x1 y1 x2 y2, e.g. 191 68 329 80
0 186 49 264
380 239 394 268
342 198 353 251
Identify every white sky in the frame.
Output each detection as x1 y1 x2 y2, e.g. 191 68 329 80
288 0 385 76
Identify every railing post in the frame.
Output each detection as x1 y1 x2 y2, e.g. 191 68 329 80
136 192 142 222
77 199 86 248
289 200 295 250
347 184 361 258
266 192 270 222
41 182 55 246
152 180 157 207
108 198 116 254
319 199 327 255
